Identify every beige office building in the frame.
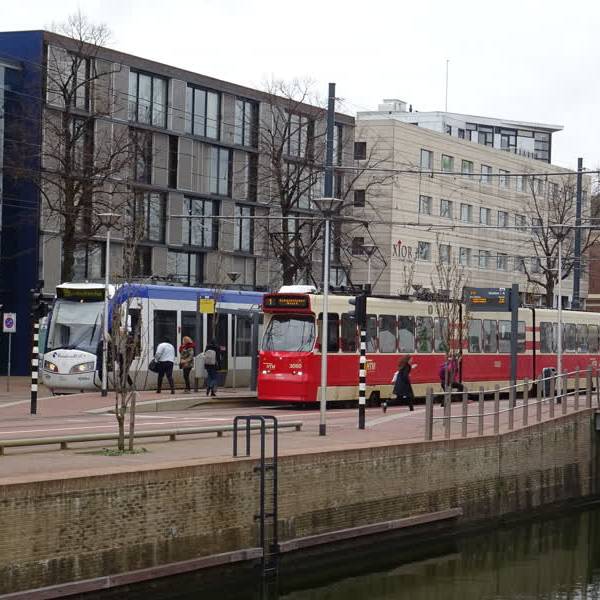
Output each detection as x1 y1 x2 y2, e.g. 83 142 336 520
351 105 590 307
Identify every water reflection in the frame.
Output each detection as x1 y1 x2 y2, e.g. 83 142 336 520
79 506 600 600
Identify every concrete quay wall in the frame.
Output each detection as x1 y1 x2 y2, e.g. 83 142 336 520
0 409 597 596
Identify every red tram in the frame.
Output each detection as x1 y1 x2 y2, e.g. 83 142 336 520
257 292 600 403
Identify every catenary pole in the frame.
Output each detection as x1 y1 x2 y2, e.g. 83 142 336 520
572 157 583 309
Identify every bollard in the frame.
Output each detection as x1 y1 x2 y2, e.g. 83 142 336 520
494 385 500 434
562 371 568 415
425 388 433 441
586 366 592 409
444 389 451 439
522 378 529 426
574 368 580 411
536 378 542 422
461 388 468 438
478 386 484 436
549 374 555 418
508 385 515 431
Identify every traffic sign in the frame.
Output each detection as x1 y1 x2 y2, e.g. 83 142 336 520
3 312 16 333
198 298 215 314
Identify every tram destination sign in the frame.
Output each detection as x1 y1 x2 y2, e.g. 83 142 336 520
263 294 310 310
464 287 510 312
57 287 105 302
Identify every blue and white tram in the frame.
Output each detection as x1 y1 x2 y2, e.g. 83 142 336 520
42 282 264 393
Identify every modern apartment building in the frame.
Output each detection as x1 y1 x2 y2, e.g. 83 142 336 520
0 30 355 374
352 106 590 305
363 99 561 163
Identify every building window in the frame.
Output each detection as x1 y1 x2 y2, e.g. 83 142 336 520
354 142 367 160
480 164 492 184
532 217 542 233
536 178 545 195
514 256 525 272
531 257 542 273
185 85 220 139
477 126 494 146
500 129 517 151
499 169 510 188
516 175 525 192
440 199 453 219
352 236 365 255
497 253 508 271
420 149 433 171
287 112 312 158
459 247 471 267
419 195 432 215
333 123 344 166
441 154 454 173
445 124 452 135
478 250 490 269
497 211 508 227
460 203 473 223
534 131 550 162
515 214 526 229
209 146 231 196
234 98 258 147
168 135 178 189
417 241 431 261
131 128 152 184
458 128 465 139
167 251 204 286
479 207 491 225
128 70 167 128
234 204 253 252
132 192 166 243
183 196 218 248
134 246 153 277
353 189 366 207
551 182 559 198
73 242 105 280
439 244 451 264
461 159 474 175
47 52 91 111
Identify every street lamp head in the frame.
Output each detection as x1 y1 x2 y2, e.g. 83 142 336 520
313 197 343 216
97 212 121 227
360 243 378 258
227 271 241 283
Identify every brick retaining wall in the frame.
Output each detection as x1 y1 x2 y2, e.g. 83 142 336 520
0 410 597 595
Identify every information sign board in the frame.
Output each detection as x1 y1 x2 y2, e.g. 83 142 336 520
464 287 510 312
3 313 16 333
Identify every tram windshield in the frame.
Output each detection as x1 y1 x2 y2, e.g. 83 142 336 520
46 300 103 354
262 315 315 352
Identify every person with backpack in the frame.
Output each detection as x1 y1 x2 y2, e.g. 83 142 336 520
204 339 220 397
392 355 415 411
439 353 464 404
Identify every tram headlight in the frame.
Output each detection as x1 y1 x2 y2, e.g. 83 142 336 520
44 360 58 373
70 361 96 374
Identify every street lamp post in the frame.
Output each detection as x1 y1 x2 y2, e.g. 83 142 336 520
98 212 120 397
227 271 241 388
360 243 378 286
557 233 563 393
314 197 343 436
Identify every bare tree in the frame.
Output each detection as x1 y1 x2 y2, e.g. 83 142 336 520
255 79 393 287
9 12 137 282
521 175 600 307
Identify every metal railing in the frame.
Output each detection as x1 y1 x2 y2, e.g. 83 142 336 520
424 367 599 441
0 421 302 455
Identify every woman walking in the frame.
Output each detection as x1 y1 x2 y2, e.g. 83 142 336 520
204 339 220 397
393 355 415 411
178 336 195 393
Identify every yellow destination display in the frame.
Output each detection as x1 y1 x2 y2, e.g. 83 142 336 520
263 295 310 309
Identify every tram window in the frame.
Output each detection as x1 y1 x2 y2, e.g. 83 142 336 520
540 322 554 353
366 315 378 352
518 321 526 353
565 323 577 352
181 311 201 350
398 316 415 353
153 310 177 353
482 320 498 353
434 317 448 353
498 321 510 353
262 315 315 352
589 325 599 353
341 314 358 352
317 313 339 352
468 320 482 353
577 324 589 353
378 315 397 353
416 316 434 353
234 316 252 357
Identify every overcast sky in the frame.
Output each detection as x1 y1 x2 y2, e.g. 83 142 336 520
3 0 599 173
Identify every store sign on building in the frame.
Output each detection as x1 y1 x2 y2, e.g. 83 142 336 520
392 239 415 261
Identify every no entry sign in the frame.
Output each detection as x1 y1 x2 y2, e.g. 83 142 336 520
3 313 16 333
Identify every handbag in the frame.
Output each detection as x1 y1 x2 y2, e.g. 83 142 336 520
148 359 159 373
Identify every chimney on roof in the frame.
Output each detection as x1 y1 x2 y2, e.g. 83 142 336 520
378 99 407 113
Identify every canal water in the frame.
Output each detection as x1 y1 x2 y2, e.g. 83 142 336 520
81 504 600 599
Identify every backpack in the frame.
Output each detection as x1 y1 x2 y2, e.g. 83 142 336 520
439 362 448 382
204 349 217 366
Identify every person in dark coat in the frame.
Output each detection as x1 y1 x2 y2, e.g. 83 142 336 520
204 339 220 397
393 355 415 411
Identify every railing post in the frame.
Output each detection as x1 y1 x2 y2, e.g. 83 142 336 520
562 371 568 415
586 366 592 409
478 386 484 436
494 385 500 434
425 387 433 441
596 370 600 407
522 378 529 427
536 378 542 422
574 368 580 411
444 389 451 439
508 384 515 431
461 387 469 437
549 374 555 418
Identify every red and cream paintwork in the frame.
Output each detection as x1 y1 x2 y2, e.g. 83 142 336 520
258 293 600 404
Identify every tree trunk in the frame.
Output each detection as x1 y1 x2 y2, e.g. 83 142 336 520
61 222 76 282
116 404 125 451
282 254 295 285
545 280 555 308
128 390 136 452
